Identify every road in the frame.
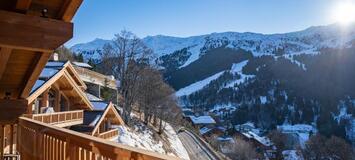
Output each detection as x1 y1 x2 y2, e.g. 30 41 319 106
178 131 218 160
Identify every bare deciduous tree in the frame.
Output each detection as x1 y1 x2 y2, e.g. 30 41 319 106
302 134 354 160
136 67 182 133
223 137 260 160
100 30 152 125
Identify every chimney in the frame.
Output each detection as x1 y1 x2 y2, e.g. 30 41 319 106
52 52 59 61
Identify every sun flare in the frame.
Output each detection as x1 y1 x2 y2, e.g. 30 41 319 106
332 1 355 25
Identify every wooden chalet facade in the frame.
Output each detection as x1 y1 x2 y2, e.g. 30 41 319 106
27 61 93 114
0 0 177 159
71 101 124 140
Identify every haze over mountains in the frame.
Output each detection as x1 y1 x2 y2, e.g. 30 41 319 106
71 23 355 144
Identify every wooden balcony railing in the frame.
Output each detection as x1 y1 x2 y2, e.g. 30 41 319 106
23 110 84 127
74 66 117 89
98 128 119 140
17 117 177 160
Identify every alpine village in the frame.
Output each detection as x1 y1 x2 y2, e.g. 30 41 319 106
1 0 355 160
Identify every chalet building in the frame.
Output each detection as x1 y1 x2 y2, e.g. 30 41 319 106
199 126 226 138
71 101 124 140
73 61 118 103
189 115 216 129
27 61 93 115
0 1 174 159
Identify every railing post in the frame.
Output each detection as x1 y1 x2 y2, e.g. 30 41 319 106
0 125 4 159
35 128 44 160
9 124 13 154
66 138 78 160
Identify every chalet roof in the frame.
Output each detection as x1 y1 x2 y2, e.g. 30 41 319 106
71 101 125 135
91 101 109 110
72 61 92 69
242 131 273 147
30 61 65 94
86 93 102 101
27 61 93 110
190 116 216 125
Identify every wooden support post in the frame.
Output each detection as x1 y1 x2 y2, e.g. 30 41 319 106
9 125 13 154
42 89 49 109
0 125 3 159
55 90 61 112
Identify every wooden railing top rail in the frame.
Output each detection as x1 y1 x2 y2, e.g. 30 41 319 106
26 110 83 117
98 128 119 139
74 66 117 89
18 117 179 160
99 128 118 135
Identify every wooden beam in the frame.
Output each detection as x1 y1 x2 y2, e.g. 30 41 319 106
41 88 49 108
58 0 83 22
0 10 73 51
0 47 12 80
60 87 74 91
20 52 51 98
0 99 27 124
15 0 32 13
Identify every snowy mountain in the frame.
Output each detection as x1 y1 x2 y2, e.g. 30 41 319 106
71 23 355 67
70 23 355 144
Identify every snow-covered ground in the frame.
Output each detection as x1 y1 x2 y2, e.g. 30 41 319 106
282 150 304 160
164 124 190 160
277 124 317 148
224 60 255 89
116 125 166 154
175 71 225 96
115 121 189 159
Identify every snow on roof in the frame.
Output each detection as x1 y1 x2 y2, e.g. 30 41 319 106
190 116 216 125
89 115 101 126
86 93 102 101
72 61 92 69
242 131 273 147
209 103 237 114
91 101 109 110
46 61 65 67
217 136 234 142
30 80 45 94
199 126 213 135
30 61 66 94
39 68 59 79
277 124 316 133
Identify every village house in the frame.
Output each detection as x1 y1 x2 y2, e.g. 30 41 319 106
188 115 216 129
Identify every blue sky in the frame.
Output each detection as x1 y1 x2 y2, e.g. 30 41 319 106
66 0 340 46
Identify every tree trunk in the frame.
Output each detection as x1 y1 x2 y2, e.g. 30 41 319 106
158 119 163 134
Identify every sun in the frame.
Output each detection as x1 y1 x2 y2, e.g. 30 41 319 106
332 1 355 25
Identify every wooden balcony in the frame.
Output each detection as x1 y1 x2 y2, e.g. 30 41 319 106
74 66 117 89
98 128 119 140
17 117 177 160
23 110 84 127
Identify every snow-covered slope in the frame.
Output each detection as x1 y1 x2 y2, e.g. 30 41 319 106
175 71 225 96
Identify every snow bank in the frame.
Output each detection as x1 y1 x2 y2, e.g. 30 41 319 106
115 123 189 160
116 126 166 154
164 124 190 160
